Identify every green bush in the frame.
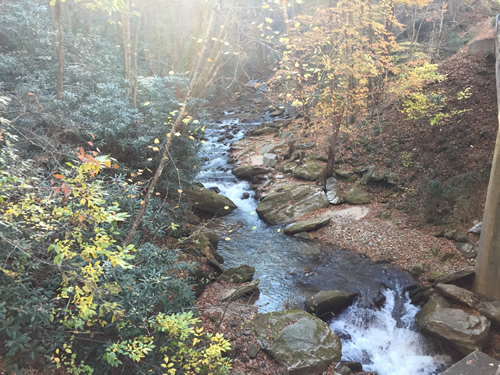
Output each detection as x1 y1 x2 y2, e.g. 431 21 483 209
0 137 224 373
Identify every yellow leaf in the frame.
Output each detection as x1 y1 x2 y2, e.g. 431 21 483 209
177 189 183 194
265 17 273 24
224 206 229 210
225 237 230 241
154 138 160 144
152 147 159 152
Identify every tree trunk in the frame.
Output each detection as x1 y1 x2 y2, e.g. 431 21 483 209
131 1 145 107
473 14 500 301
120 3 131 81
49 0 64 131
324 108 344 184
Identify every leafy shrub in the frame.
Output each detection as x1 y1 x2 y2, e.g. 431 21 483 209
0 137 226 373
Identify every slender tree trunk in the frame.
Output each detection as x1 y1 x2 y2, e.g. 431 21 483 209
49 0 64 131
473 14 500 300
324 108 344 183
121 2 131 81
131 1 145 107
282 0 291 35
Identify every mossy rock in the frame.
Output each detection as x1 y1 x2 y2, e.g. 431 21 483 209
187 187 237 216
292 162 326 181
343 186 372 205
256 184 329 225
253 310 341 375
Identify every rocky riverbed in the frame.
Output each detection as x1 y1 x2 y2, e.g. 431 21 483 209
187 89 500 374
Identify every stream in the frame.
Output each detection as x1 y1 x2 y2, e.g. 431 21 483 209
196 100 451 374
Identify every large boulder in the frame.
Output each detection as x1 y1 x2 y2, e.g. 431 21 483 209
187 187 237 216
343 186 372 205
293 162 326 181
232 165 269 181
305 290 357 318
253 310 341 375
256 184 330 225
416 296 491 355
284 216 331 235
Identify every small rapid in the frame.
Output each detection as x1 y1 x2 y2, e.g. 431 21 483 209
196 106 451 373
330 288 450 375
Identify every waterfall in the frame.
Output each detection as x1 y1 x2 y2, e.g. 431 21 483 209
330 288 451 375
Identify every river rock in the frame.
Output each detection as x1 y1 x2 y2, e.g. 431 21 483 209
468 222 482 234
294 232 313 241
247 126 277 136
253 310 341 375
259 144 276 155
218 265 255 283
326 177 341 204
441 350 500 375
360 165 376 185
232 165 269 180
230 139 249 151
416 296 491 355
296 142 316 150
305 290 357 318
221 280 260 302
284 217 331 234
432 269 475 286
281 161 297 173
435 283 481 307
343 186 372 205
293 162 326 181
256 184 330 225
187 187 237 216
284 216 331 235
454 242 478 258
478 301 500 326
263 153 278 168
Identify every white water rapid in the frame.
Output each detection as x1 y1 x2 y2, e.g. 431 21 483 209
330 288 451 375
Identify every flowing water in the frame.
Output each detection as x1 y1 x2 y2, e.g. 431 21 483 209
196 105 451 374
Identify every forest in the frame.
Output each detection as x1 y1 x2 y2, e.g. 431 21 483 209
1 0 499 374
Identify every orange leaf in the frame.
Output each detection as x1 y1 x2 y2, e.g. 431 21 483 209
61 184 70 196
54 174 64 179
88 141 94 146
